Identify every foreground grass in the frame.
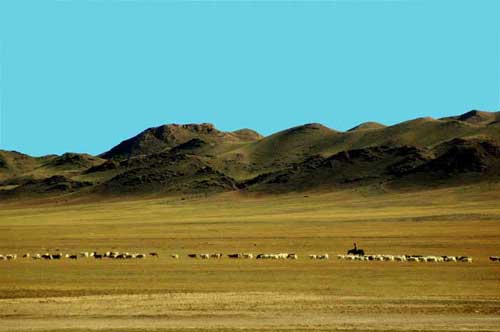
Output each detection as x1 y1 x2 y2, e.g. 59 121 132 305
0 185 499 331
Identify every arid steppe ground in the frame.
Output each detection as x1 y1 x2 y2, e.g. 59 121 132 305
1 184 500 331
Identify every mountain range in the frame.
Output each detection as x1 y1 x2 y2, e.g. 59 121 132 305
1 110 499 200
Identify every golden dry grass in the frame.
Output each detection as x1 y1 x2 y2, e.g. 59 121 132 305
1 184 500 331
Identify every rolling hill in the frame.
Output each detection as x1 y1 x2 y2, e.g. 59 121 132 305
1 110 499 200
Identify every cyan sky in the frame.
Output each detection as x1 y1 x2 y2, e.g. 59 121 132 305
0 0 499 156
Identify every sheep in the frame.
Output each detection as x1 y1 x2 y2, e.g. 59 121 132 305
188 254 198 259
149 252 159 258
256 254 271 259
458 256 472 263
171 254 179 259
490 256 499 262
287 253 298 260
309 254 328 260
200 254 210 259
210 253 223 259
242 253 254 259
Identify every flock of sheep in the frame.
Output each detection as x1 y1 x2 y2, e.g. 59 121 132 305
336 254 474 263
187 253 304 259
0 251 159 260
2 252 499 263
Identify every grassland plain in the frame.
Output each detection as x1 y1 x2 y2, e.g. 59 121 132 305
1 184 500 331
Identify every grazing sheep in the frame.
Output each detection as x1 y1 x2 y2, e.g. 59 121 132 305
200 254 210 259
171 254 179 259
188 254 198 259
458 256 472 263
22 253 30 259
227 253 242 259
242 253 253 259
490 256 499 262
149 252 159 258
256 254 271 259
210 253 223 259
287 253 298 260
108 252 118 259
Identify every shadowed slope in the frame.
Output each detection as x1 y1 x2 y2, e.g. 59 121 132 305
98 153 239 195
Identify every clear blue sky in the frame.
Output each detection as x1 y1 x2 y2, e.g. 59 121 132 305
0 0 499 156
